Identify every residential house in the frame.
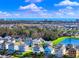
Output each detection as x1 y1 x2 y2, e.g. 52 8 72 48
14 44 19 51
67 48 76 58
61 45 66 55
7 43 15 54
76 45 79 58
74 32 79 38
44 44 53 57
24 44 32 52
19 44 25 52
33 38 44 45
0 40 4 50
66 44 73 50
39 46 44 53
12 39 16 44
32 44 40 53
25 38 33 47
54 45 63 58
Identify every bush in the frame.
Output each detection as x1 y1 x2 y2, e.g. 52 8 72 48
32 52 44 58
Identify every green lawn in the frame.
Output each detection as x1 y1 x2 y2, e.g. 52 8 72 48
12 50 32 58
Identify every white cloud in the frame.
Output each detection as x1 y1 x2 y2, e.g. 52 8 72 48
20 3 47 12
25 0 43 3
20 3 41 11
0 11 2 13
58 6 73 14
18 0 79 18
19 3 49 17
55 0 79 6
18 0 49 17
66 6 73 9
0 11 21 18
0 11 11 16
13 14 20 16
67 12 74 15
0 12 11 18
52 6 77 18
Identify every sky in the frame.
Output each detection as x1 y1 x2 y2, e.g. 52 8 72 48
0 0 79 18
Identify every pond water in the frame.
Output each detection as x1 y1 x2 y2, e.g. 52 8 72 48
59 38 79 45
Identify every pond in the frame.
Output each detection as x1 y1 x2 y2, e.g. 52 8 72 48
59 38 79 45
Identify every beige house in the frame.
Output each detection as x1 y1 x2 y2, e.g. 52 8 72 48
75 33 79 38
76 49 79 58
67 48 76 58
62 45 79 58
76 46 79 58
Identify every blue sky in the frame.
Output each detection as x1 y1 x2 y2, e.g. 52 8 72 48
0 0 79 18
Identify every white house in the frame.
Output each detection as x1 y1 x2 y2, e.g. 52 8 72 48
7 39 12 44
4 36 12 40
54 48 63 58
7 43 15 54
24 44 32 52
54 44 64 58
32 44 40 53
39 46 44 52
0 40 4 44
25 38 33 46
51 48 55 55
32 38 45 45
0 40 4 50
33 38 39 45
5 43 9 49
14 44 19 51
0 36 3 40
0 44 3 50
12 39 16 44
61 45 66 55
